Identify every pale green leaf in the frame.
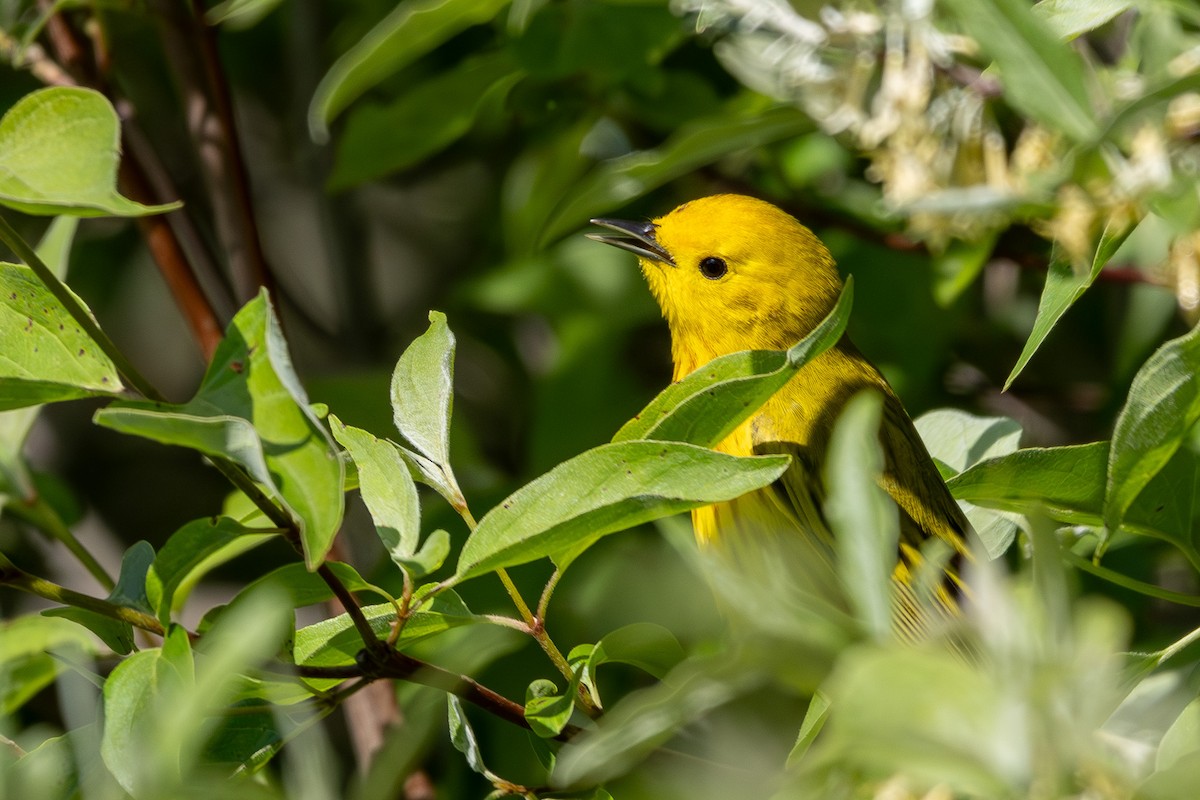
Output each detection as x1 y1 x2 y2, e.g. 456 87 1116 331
454 441 789 581
613 279 852 446
0 87 178 217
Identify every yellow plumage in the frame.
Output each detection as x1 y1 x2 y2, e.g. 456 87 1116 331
590 195 971 622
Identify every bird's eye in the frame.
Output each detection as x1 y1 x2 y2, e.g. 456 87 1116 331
699 256 727 280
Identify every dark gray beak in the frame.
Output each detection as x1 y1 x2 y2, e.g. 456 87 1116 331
586 218 675 266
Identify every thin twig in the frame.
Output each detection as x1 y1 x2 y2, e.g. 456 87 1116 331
4 495 114 590
0 555 165 635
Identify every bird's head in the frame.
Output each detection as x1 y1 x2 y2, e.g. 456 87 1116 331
589 194 844 371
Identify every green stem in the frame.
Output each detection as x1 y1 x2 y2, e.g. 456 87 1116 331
0 212 165 402
1154 623 1200 667
1062 550 1200 607
453 496 582 699
5 494 114 590
0 554 164 635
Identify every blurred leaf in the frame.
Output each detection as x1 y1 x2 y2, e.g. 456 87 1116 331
1033 0 1133 39
811 646 1010 795
942 0 1096 142
538 102 811 246
1157 697 1200 772
824 392 896 641
0 87 178 217
552 655 753 788
145 516 272 623
1006 220 1133 389
510 0 682 80
787 690 831 766
0 616 95 715
0 262 123 410
206 0 284 27
613 279 851 445
454 441 790 581
308 0 511 140
933 236 995 306
330 52 522 190
525 677 576 739
586 622 685 680
1106 320 1200 536
96 291 344 568
100 648 169 796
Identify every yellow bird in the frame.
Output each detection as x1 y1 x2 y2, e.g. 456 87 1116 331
589 195 970 627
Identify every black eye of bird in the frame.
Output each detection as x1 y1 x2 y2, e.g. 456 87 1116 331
699 256 727 279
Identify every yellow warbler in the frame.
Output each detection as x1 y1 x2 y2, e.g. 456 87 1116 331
589 195 970 622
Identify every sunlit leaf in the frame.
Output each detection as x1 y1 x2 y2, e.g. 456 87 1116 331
613 279 851 446
0 87 178 217
454 441 789 581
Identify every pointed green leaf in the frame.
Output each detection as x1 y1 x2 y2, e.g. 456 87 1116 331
330 417 429 574
0 616 96 715
455 441 789 581
1106 321 1200 535
824 392 897 640
0 262 123 410
942 0 1096 142
1006 220 1132 389
95 291 344 568
0 87 178 217
525 677 576 739
613 279 851 445
145 516 273 623
308 0 511 140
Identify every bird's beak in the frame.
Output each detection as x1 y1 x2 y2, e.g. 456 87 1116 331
586 218 675 266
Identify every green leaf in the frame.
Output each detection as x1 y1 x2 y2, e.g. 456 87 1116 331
538 102 811 247
0 87 179 217
824 392 897 640
1006 220 1133 389
1106 321 1200 535
942 0 1097 142
0 262 124 410
454 441 790 581
948 442 1108 525
0 616 96 715
330 52 521 190
206 0 284 27
447 695 494 778
308 0 511 140
234 561 377 611
145 516 273 623
95 291 344 568
107 540 156 614
101 649 167 795
586 622 685 681
391 311 466 509
787 690 831 766
293 593 476 682
613 279 852 445
331 418 448 577
1032 0 1133 39
0 217 78 495
525 677 575 739
1157 697 1200 772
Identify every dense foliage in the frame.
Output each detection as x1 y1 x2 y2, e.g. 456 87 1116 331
2 1 1200 798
